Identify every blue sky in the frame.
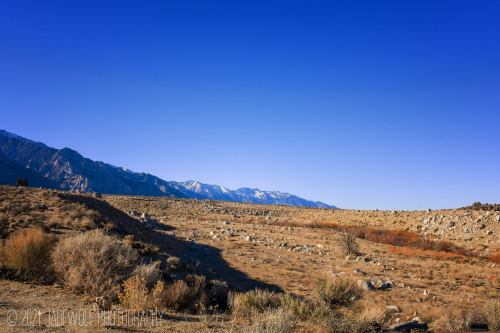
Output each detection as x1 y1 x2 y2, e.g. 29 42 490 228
1 1 499 210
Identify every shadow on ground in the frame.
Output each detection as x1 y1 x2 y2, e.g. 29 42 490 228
59 192 282 293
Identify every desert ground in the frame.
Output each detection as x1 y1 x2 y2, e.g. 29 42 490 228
0 185 498 332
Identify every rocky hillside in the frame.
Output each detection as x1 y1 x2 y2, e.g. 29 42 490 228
0 131 187 197
0 130 335 208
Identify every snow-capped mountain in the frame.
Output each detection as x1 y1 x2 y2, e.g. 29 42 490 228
168 181 335 208
0 130 336 208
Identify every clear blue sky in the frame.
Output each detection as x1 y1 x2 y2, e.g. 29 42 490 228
1 1 499 210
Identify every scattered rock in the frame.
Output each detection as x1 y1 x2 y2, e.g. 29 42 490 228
244 236 252 242
423 289 429 296
385 280 395 287
377 283 389 291
95 296 112 310
317 244 324 249
386 305 401 313
141 212 150 220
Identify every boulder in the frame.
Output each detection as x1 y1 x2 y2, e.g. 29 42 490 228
389 320 428 331
95 296 112 310
357 280 376 290
141 212 150 220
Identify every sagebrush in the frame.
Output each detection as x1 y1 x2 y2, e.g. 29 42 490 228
52 229 138 297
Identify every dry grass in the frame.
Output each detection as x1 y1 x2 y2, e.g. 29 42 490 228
245 308 296 333
315 310 377 333
484 299 500 331
51 229 138 298
431 303 486 332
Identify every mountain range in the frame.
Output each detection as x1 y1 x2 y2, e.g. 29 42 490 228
0 129 335 208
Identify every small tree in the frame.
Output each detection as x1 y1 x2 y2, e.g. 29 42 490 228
16 178 28 187
339 232 360 256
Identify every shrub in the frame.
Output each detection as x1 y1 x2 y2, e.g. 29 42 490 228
358 302 392 330
484 299 500 331
78 217 97 230
131 261 162 289
119 276 167 312
229 289 280 316
317 311 376 333
186 274 206 295
16 178 28 187
52 229 138 297
488 251 500 264
118 276 151 312
339 232 360 257
245 308 296 333
156 280 198 311
435 240 455 252
166 256 182 269
46 215 63 229
207 279 230 310
3 228 54 281
313 276 361 309
418 239 435 250
278 292 325 321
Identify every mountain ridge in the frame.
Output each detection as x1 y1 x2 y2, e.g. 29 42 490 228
0 130 336 208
